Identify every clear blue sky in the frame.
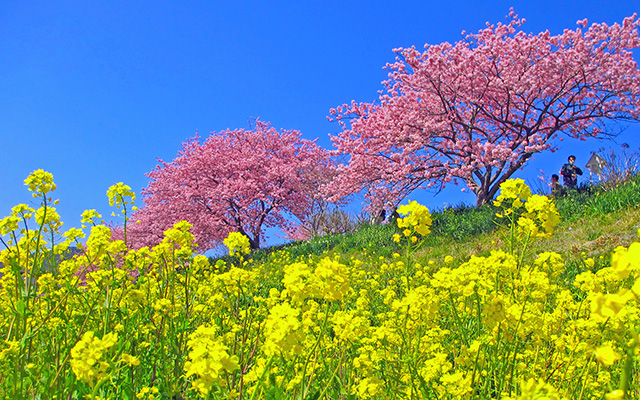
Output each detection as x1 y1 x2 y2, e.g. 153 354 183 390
1 0 639 252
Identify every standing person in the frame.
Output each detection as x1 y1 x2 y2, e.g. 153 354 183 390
560 155 583 189
550 174 564 197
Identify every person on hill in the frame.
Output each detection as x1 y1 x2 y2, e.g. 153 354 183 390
550 174 564 197
560 155 583 190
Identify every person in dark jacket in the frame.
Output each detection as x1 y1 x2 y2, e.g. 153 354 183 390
560 155 583 189
550 174 564 197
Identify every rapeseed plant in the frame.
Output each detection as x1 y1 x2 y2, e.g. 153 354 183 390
223 231 251 257
0 171 638 399
70 331 118 386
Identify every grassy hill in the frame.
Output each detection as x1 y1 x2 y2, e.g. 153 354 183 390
229 174 640 274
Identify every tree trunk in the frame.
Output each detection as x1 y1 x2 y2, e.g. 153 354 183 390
248 235 260 250
475 188 490 207
238 225 261 250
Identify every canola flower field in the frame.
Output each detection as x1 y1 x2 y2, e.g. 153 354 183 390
0 170 639 399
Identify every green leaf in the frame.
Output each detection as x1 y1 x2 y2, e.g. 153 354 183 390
16 299 26 316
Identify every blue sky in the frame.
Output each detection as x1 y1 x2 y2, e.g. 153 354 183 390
1 0 639 252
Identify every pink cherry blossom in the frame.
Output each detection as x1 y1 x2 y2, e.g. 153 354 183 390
327 13 640 207
126 119 333 251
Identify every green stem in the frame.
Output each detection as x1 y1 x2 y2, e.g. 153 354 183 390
249 355 274 400
576 355 594 400
620 342 636 398
28 193 48 299
517 232 532 271
506 296 529 396
316 353 345 399
122 203 128 248
301 301 331 397
91 375 110 399
449 292 469 347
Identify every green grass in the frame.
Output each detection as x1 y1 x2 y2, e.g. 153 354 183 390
245 222 399 264
213 174 640 269
554 173 640 220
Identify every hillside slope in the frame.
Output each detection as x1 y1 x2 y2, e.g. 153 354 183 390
243 175 640 273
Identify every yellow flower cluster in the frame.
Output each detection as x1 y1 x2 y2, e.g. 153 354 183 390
81 209 103 226
107 182 136 208
495 178 560 239
282 257 350 303
493 178 531 210
501 378 566 400
396 200 432 235
160 220 197 259
136 386 160 399
223 231 251 256
519 194 561 238
70 331 118 385
263 302 305 358
313 257 350 301
107 182 137 219
24 169 56 197
184 325 239 396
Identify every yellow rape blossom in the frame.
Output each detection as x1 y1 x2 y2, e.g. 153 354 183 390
183 325 239 396
63 227 86 242
86 225 112 256
263 302 305 358
24 169 56 197
590 292 628 322
0 216 20 235
611 242 640 279
223 231 251 256
533 252 564 279
594 345 621 366
107 182 136 209
136 386 160 399
282 262 316 303
354 376 384 399
70 331 118 386
494 178 531 210
11 203 35 219
521 194 560 238
313 257 350 302
35 206 63 231
438 371 473 397
331 310 369 343
604 390 625 400
120 353 141 367
419 352 451 382
513 378 567 400
396 200 432 236
163 220 195 247
153 298 173 313
495 180 560 252
81 209 102 225
3 169 640 399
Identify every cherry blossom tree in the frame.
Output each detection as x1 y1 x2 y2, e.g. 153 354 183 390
327 12 640 207
127 119 333 251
